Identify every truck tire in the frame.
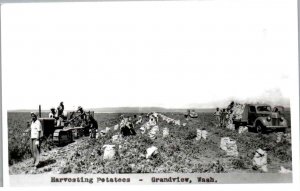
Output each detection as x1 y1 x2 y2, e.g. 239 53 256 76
255 122 266 134
279 128 286 133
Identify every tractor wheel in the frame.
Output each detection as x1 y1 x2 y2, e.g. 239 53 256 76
256 122 266 134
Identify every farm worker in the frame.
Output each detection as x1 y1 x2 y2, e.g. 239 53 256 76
220 109 228 127
119 115 127 128
77 106 87 121
48 108 56 118
57 101 64 115
213 108 221 127
225 108 231 126
56 102 65 126
132 115 138 124
227 101 235 111
87 115 98 138
77 106 89 135
49 108 58 126
119 115 136 136
30 112 42 167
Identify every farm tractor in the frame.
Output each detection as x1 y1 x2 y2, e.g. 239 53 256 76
25 105 94 146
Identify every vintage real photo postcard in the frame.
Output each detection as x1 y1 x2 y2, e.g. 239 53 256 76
1 0 299 187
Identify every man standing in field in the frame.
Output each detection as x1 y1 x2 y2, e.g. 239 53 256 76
57 102 64 115
77 106 90 135
56 102 65 126
30 112 42 167
221 109 227 127
225 108 231 126
213 108 221 127
87 115 98 138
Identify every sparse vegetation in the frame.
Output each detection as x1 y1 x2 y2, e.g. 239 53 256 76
8 111 292 174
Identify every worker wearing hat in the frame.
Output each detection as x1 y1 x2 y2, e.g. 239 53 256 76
56 102 65 126
77 106 86 118
77 106 89 135
49 108 56 118
87 115 98 139
77 106 86 119
30 112 42 167
214 108 221 127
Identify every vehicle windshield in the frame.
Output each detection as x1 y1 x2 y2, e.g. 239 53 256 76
257 106 271 112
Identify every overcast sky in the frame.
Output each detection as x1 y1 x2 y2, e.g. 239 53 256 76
1 0 298 110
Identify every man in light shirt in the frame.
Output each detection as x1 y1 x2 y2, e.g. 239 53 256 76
30 112 42 167
48 108 56 118
56 102 65 126
213 108 221 127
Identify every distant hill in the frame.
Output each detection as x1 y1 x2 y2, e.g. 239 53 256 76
88 107 216 113
8 107 216 114
8 106 290 114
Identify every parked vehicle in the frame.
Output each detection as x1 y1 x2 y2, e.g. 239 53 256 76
232 104 288 133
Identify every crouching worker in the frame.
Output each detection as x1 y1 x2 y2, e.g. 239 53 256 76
87 115 98 138
30 112 42 167
120 115 136 136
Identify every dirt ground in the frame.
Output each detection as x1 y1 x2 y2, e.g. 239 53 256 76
9 112 292 174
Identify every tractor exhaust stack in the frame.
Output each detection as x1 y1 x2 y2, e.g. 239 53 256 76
39 105 41 118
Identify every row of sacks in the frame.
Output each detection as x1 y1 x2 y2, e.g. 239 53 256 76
231 104 245 120
141 126 210 141
158 113 181 126
103 139 291 173
225 102 249 134
226 126 289 139
228 102 245 121
219 137 292 173
220 137 266 171
100 116 137 137
225 124 248 134
98 119 122 137
102 144 158 160
276 132 291 144
99 123 122 137
140 125 170 140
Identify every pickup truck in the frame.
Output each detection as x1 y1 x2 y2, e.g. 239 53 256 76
232 104 288 133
